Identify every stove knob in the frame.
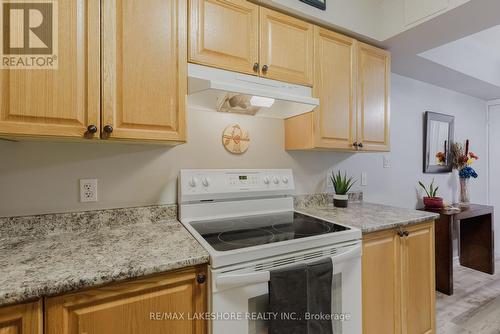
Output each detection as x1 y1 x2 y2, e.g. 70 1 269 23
189 177 198 188
273 176 280 185
282 176 289 184
202 177 210 187
263 177 270 185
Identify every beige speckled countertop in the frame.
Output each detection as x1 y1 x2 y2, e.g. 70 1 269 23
295 195 439 233
0 205 209 307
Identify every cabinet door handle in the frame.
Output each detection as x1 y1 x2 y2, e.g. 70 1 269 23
262 64 269 73
253 63 259 72
103 125 113 134
86 125 97 134
197 273 207 284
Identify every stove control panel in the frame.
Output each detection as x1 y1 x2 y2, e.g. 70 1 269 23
179 169 294 202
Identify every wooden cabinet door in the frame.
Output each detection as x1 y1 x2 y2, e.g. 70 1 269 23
357 42 390 151
189 0 259 75
362 229 401 334
259 7 314 86
0 1 100 139
46 266 207 334
401 222 435 334
0 300 42 334
313 27 356 149
102 0 186 142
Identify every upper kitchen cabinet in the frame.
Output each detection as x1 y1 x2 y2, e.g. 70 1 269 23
188 1 313 86
0 0 100 139
102 0 186 142
285 27 355 150
189 0 259 75
259 7 314 86
357 42 391 152
285 33 390 152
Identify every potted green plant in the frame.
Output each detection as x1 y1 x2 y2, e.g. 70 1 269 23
331 171 357 208
418 179 444 209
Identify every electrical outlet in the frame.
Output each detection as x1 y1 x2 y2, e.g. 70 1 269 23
383 155 391 168
361 172 368 186
80 179 98 202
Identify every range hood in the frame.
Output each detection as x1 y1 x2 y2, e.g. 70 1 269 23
187 64 319 119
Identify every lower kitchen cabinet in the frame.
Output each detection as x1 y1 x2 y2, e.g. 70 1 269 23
362 221 435 334
45 266 207 334
0 300 43 334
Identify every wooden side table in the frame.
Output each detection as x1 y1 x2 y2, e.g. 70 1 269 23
424 204 495 295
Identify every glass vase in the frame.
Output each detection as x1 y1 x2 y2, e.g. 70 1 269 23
459 178 470 207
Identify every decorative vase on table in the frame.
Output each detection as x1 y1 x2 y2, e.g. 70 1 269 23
459 177 470 207
451 140 479 207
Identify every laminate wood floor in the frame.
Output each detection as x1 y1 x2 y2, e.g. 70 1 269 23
436 259 500 334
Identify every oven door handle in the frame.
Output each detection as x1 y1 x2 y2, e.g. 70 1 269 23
215 245 360 290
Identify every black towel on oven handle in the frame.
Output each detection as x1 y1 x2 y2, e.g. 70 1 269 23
307 257 334 334
268 263 308 334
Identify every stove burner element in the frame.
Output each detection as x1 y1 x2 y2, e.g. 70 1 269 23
273 220 330 236
189 211 350 252
218 229 275 246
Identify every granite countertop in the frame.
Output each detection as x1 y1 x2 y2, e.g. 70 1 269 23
0 205 209 307
295 194 440 233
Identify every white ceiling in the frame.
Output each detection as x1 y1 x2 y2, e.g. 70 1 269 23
383 0 500 101
419 25 500 88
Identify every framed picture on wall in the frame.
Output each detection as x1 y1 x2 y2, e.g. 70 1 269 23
300 0 326 10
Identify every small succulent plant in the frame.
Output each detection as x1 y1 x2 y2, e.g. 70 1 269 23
418 179 439 198
330 171 356 195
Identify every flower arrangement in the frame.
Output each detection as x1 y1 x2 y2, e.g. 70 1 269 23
451 139 479 178
451 139 479 206
459 166 478 179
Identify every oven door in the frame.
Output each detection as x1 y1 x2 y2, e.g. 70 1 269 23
209 241 362 334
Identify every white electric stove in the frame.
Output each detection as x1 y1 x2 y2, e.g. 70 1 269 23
179 169 362 334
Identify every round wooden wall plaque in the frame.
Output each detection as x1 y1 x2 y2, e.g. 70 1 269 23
222 124 250 154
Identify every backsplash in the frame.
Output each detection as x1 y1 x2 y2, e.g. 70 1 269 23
0 205 177 238
0 193 362 229
294 191 363 208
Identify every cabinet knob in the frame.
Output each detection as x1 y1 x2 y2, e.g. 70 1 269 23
86 125 97 134
103 125 113 134
357 142 364 148
403 231 410 237
353 142 358 147
253 63 259 72
262 64 269 73
398 231 405 237
196 273 207 284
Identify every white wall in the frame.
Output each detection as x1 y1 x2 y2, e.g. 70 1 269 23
0 74 487 217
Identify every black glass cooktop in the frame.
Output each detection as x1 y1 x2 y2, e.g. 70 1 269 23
190 211 350 251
